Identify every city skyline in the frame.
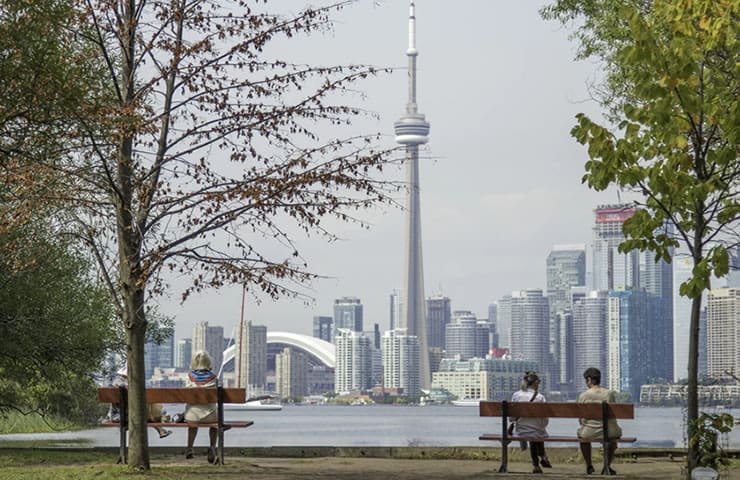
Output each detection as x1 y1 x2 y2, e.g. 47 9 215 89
159 1 634 340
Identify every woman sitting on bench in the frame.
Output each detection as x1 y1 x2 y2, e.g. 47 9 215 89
184 350 219 464
510 371 552 474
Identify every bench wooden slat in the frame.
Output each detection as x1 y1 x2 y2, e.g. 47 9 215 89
479 434 637 443
99 421 254 429
479 401 634 419
97 387 246 404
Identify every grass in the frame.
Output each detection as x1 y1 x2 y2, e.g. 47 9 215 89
0 411 82 434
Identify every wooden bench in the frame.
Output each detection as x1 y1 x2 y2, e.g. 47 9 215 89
98 386 254 465
479 401 636 475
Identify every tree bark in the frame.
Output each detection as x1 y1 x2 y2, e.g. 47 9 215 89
124 290 149 469
686 293 701 477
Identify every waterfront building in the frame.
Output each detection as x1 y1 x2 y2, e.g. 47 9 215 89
426 294 451 350
509 289 552 379
639 245 674 383
495 295 512 348
591 204 639 291
726 247 740 288
275 347 308 399
488 303 500 348
444 312 489 361
546 244 586 388
432 357 540 401
640 383 740 405
395 0 431 389
312 316 332 343
706 288 740 379
334 329 372 394
144 326 174 381
572 290 609 386
607 289 657 399
333 297 363 341
175 338 192 370
382 328 421 398
673 257 693 381
389 289 403 331
193 321 224 376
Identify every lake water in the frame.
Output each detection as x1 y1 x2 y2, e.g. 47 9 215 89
2 405 738 448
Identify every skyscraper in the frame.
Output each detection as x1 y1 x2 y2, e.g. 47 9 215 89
275 347 307 399
572 290 608 386
444 312 490 361
546 244 586 387
175 338 192 370
333 297 363 341
673 257 694 381
607 290 653 399
495 295 512 348
382 328 421 398
395 0 431 389
509 289 552 382
312 316 332 343
389 289 403 331
426 294 451 349
334 329 372 394
591 205 639 291
706 288 740 379
193 321 224 374
144 326 174 380
235 320 267 396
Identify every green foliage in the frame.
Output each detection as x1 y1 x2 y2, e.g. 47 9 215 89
0 222 115 423
689 412 734 470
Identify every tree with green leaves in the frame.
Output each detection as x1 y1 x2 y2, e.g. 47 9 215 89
541 0 739 475
0 221 115 423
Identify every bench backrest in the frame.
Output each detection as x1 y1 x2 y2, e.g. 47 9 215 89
479 401 634 420
97 387 246 404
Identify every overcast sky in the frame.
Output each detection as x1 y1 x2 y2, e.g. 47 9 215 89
160 0 621 341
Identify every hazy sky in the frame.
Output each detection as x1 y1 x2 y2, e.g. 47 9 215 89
161 0 621 340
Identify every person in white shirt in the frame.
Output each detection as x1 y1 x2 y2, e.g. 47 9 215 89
510 371 551 473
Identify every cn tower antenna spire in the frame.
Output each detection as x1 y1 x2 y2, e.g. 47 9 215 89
394 0 431 390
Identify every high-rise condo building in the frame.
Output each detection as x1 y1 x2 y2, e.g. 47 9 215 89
444 312 489 361
706 288 740 379
175 338 192 370
390 289 403 331
495 295 512 348
572 290 608 387
235 321 267 396
312 316 333 343
395 0 431 389
426 294 451 349
592 205 639 291
275 347 308 399
607 290 654 399
382 328 421 398
509 289 552 383
673 257 694 381
334 329 372 394
144 326 174 380
193 321 224 374
488 303 500 348
333 297 363 342
546 244 586 387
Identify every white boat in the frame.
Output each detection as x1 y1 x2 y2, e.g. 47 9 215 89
225 399 283 411
451 399 481 407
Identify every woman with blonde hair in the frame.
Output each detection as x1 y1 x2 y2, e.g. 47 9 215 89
184 350 219 463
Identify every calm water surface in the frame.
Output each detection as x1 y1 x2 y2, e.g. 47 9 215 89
2 405 738 448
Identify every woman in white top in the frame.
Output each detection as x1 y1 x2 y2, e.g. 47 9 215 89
510 371 551 473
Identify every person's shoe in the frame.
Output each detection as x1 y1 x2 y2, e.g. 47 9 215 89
207 446 216 464
158 429 172 439
540 457 552 468
185 448 194 459
608 467 617 475
532 466 543 474
586 464 595 475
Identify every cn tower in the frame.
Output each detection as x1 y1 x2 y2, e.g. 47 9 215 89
394 0 430 389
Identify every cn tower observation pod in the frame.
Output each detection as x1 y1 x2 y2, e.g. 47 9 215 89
394 113 430 146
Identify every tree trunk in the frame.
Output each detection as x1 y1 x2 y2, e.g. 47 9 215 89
124 290 149 469
686 293 701 478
